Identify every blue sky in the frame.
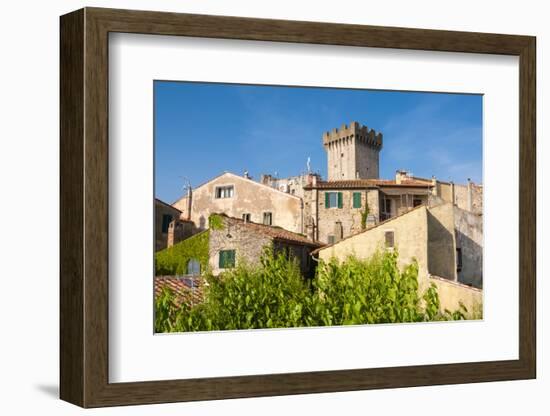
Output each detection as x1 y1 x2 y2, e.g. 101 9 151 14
155 81 482 203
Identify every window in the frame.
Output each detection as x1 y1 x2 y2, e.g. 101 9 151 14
219 250 236 269
161 214 172 233
383 198 392 213
215 185 234 199
325 192 343 208
242 213 251 222
385 231 395 248
327 235 335 244
263 212 272 226
456 248 463 272
353 192 362 208
413 198 423 207
187 259 201 275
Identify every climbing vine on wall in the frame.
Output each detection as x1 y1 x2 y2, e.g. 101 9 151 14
155 230 210 276
360 199 370 230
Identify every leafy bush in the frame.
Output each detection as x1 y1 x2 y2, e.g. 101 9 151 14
155 249 466 333
155 230 209 276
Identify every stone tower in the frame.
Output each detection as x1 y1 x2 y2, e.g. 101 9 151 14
323 121 383 180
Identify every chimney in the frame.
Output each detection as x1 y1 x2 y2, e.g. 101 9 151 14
186 186 192 221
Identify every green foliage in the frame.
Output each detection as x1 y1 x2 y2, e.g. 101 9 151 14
155 230 209 276
360 200 370 230
155 249 470 333
313 252 437 325
208 213 224 230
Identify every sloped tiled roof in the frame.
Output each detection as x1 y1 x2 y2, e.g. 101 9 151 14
304 179 433 190
154 277 204 308
218 214 324 248
311 203 431 255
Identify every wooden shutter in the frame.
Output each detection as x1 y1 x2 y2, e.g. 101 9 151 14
228 250 235 267
325 192 330 208
337 192 343 208
353 192 361 208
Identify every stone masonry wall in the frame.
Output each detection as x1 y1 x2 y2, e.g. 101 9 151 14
208 217 272 275
304 188 380 244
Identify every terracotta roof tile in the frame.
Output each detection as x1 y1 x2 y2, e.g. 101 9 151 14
218 214 324 248
154 277 203 308
304 179 432 189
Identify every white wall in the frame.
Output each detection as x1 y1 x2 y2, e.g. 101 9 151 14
0 1 546 415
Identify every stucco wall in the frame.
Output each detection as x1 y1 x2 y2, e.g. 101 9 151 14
454 206 483 288
173 172 303 234
427 203 457 281
429 275 483 318
318 205 430 278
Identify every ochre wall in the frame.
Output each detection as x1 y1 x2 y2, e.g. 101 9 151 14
173 172 303 234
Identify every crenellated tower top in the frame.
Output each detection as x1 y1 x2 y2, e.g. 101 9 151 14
323 121 383 180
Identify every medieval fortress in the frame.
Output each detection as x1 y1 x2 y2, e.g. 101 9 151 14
323 121 383 180
155 121 483 309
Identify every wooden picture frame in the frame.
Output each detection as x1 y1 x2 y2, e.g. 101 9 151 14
60 7 536 408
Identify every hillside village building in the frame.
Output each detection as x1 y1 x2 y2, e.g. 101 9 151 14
159 120 482 274
314 203 483 311
172 172 304 234
154 198 195 251
208 214 322 277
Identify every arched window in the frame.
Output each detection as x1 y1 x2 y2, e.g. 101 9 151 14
187 258 201 275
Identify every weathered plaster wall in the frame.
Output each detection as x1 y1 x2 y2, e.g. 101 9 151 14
427 203 457 281
454 206 483 288
173 172 303 234
429 275 483 317
317 205 430 278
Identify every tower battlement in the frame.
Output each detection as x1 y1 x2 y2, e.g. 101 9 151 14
323 121 383 180
323 121 383 149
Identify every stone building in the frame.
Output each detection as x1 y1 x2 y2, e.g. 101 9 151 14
323 121 383 180
300 121 482 243
303 175 434 243
172 172 304 234
208 214 323 277
154 198 195 251
260 172 321 199
314 203 482 313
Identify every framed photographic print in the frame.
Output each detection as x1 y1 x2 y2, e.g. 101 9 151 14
60 7 536 408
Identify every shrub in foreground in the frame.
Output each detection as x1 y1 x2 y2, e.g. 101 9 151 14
155 249 467 333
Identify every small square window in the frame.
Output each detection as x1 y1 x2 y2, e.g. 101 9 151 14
385 231 395 248
327 235 335 244
242 213 251 222
219 249 236 269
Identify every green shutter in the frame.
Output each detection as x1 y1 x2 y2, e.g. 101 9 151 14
325 192 330 208
219 250 236 268
353 192 361 208
337 192 343 208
